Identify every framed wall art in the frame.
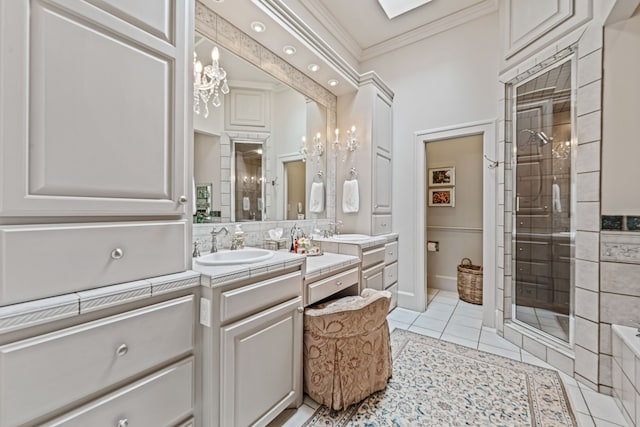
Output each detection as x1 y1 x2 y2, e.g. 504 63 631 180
428 188 455 207
428 166 455 187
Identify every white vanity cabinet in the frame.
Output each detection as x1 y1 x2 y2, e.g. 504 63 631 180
0 293 197 427
337 80 393 235
199 262 305 427
0 0 192 216
384 238 399 310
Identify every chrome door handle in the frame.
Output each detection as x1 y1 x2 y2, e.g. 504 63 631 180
116 343 129 357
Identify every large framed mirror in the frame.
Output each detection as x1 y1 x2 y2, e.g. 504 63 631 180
193 2 337 224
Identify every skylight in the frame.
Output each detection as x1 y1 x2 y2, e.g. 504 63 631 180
377 0 434 19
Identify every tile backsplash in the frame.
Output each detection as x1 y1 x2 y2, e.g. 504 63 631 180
193 219 332 254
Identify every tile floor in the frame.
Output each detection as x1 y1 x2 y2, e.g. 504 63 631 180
515 304 570 342
269 290 629 427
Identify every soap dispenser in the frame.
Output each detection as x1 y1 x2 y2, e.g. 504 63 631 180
232 224 245 250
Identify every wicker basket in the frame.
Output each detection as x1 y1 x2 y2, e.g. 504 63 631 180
457 258 483 305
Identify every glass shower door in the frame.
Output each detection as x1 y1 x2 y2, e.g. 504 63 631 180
512 57 574 344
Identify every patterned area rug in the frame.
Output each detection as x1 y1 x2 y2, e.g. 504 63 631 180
304 329 576 426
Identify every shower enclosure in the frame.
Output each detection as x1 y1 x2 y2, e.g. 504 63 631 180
511 56 575 344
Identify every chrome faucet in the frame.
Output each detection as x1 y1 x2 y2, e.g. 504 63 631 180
210 226 228 253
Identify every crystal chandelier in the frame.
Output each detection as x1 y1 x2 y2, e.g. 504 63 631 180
193 46 229 118
300 133 324 164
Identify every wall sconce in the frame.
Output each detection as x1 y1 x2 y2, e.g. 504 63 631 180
299 132 324 163
333 126 359 153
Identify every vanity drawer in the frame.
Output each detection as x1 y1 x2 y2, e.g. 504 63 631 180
362 263 384 291
385 241 398 264
44 358 194 427
307 267 359 306
372 215 392 235
384 262 398 288
219 271 302 324
0 221 187 305
0 295 195 427
362 246 385 269
387 283 398 312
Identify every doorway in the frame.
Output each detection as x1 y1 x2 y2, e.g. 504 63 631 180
284 160 306 220
414 120 496 327
425 135 483 302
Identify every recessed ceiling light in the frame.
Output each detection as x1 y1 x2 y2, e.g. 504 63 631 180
283 45 296 55
328 79 339 87
251 21 266 33
308 64 320 72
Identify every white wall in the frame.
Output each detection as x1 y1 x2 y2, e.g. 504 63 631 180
426 135 483 291
360 12 500 310
602 6 640 215
194 132 221 212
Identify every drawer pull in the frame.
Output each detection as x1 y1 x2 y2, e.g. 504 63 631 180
117 419 129 427
335 281 342 287
179 195 188 204
519 247 523 251
116 343 129 357
297 306 304 314
381 223 387 227
111 248 124 260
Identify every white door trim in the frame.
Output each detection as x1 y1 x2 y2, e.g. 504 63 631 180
414 119 497 327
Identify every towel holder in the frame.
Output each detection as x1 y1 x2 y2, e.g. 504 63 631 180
349 167 358 178
313 170 324 183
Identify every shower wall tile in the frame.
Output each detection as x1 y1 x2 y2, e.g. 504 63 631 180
627 216 640 231
600 323 612 355
577 110 601 144
523 335 547 360
578 49 602 87
598 354 613 388
503 324 523 347
578 24 603 58
575 259 599 292
577 202 600 232
577 80 602 116
601 262 640 297
576 141 601 174
547 347 574 376
576 287 599 323
575 373 598 391
601 293 640 325
575 345 599 384
576 231 600 262
576 171 600 202
576 316 599 353
601 215 624 231
497 288 504 311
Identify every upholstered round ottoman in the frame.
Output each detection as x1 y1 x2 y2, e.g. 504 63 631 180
303 288 393 410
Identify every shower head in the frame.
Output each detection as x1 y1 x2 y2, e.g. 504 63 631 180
519 129 552 146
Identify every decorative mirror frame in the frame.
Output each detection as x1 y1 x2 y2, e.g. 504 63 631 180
195 1 338 221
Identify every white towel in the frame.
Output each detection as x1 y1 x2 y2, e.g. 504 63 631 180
257 197 264 211
242 196 250 211
342 179 359 213
309 182 325 213
552 183 562 213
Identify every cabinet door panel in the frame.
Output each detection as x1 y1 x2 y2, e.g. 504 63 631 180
373 94 392 155
220 297 302 427
0 0 190 216
373 152 392 214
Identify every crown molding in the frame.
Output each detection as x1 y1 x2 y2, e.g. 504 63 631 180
360 0 498 62
359 71 394 101
253 0 361 89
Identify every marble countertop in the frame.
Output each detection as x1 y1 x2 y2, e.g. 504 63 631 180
313 232 398 249
193 249 306 288
304 252 360 281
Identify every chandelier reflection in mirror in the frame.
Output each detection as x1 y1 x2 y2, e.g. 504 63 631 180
332 125 359 161
193 46 229 118
300 133 324 164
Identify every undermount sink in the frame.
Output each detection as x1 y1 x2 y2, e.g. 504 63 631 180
195 248 275 266
332 234 371 241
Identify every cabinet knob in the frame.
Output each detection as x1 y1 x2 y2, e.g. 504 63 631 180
518 247 523 251
381 223 387 227
335 281 342 287
116 343 129 357
111 248 124 260
374 204 378 209
297 306 304 313
179 195 188 204
117 419 129 427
